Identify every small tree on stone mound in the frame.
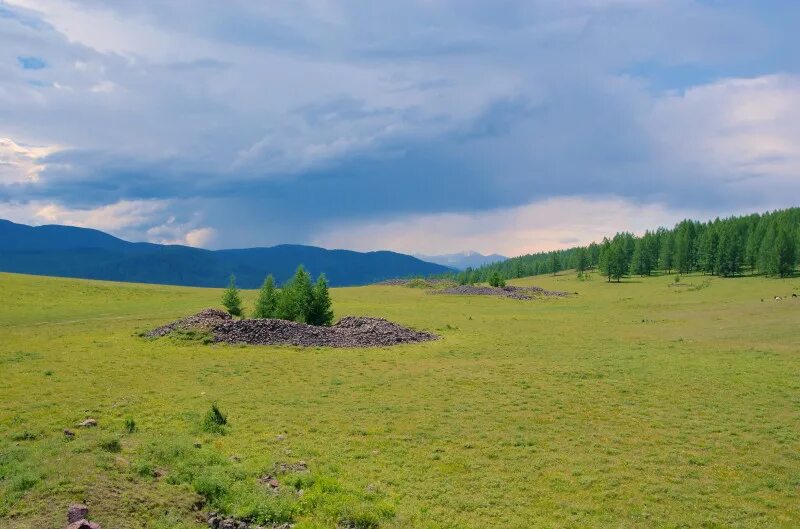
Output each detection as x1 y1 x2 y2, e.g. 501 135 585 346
221 274 243 317
253 274 278 318
276 265 314 323
307 274 334 326
488 271 505 288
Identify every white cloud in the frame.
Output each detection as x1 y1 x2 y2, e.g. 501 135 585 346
90 80 116 93
0 198 215 247
313 196 709 256
33 199 170 231
145 219 217 247
651 74 800 190
0 137 59 183
5 0 199 59
184 227 217 247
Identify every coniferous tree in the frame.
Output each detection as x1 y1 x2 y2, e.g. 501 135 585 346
658 231 674 273
221 274 244 317
549 252 561 276
488 271 506 287
307 274 334 326
630 238 648 276
699 224 719 275
588 242 600 269
745 223 760 274
276 265 314 322
435 207 798 283
773 225 796 277
608 236 629 282
758 223 778 275
575 247 589 274
253 274 278 318
716 222 743 277
674 221 694 274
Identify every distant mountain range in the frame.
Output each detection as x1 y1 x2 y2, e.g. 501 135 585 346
414 250 507 270
0 219 452 288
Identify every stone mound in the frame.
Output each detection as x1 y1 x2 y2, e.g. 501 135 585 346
148 312 437 348
145 308 231 338
430 285 568 300
376 278 455 288
213 316 437 347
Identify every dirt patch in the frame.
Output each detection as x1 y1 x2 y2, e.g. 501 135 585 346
429 285 569 300
147 311 437 348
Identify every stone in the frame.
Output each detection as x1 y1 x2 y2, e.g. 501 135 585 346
66 520 101 529
259 475 280 489
77 419 97 428
67 504 89 523
64 429 75 439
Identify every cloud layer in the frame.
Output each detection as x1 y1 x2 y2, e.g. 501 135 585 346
0 0 797 252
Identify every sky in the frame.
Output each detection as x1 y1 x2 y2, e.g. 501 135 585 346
1 0 798 256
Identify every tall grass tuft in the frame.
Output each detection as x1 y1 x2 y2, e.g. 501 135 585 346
202 403 228 434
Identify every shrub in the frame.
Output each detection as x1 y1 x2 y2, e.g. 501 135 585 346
11 431 38 441
10 472 39 493
202 403 228 434
124 417 137 434
99 436 122 453
191 468 230 504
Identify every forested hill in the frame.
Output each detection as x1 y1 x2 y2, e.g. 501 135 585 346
0 220 451 287
449 208 799 283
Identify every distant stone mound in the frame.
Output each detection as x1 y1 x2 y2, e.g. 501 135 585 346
147 310 437 348
376 278 456 288
430 285 569 300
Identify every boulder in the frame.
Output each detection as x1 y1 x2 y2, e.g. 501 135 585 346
67 504 89 523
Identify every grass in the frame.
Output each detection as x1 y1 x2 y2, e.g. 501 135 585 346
0 271 798 528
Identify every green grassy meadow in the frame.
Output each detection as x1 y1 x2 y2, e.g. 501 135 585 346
1 271 799 528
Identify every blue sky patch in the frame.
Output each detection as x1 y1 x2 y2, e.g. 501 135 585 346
18 56 46 70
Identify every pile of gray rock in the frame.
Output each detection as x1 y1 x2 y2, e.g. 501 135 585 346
213 316 437 347
146 308 231 338
66 504 100 529
148 311 437 348
376 278 455 287
430 285 569 300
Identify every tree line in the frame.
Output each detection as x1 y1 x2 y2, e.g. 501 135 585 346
446 207 799 284
222 265 334 325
